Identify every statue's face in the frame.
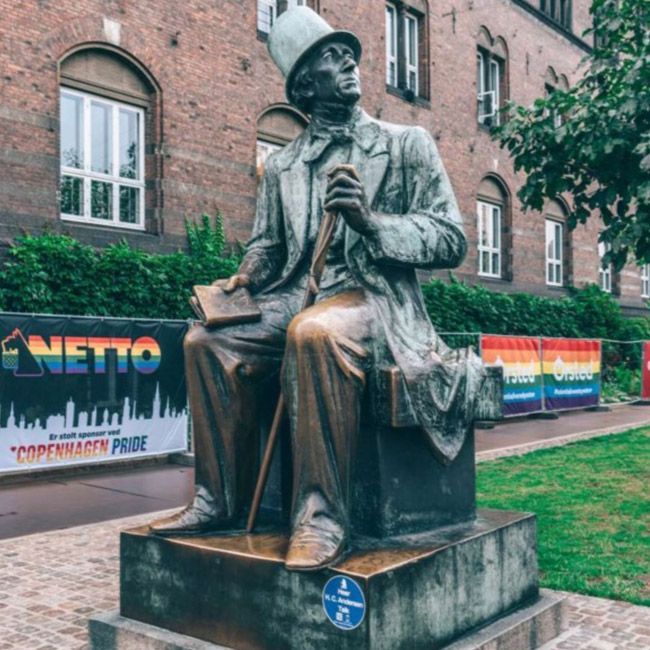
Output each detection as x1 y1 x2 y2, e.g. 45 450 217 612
306 41 361 107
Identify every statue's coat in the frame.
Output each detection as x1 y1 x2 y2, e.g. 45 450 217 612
240 110 485 463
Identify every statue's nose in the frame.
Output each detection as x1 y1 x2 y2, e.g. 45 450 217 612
341 56 356 72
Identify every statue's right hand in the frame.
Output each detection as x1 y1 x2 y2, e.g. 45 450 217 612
214 273 251 294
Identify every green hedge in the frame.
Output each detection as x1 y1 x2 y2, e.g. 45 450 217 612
0 215 240 320
0 226 648 345
421 277 650 341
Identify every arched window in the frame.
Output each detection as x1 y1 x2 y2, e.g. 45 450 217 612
59 47 159 230
476 176 510 279
256 105 308 179
544 67 569 127
385 0 430 101
476 28 508 128
545 199 571 287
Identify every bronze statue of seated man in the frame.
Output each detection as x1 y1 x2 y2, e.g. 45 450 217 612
150 7 484 571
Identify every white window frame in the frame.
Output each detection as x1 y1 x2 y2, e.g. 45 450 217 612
641 265 650 298
258 0 305 33
477 200 502 278
385 4 398 87
257 0 276 33
404 13 419 95
60 88 145 231
598 242 612 293
545 219 563 286
256 139 283 179
477 50 501 126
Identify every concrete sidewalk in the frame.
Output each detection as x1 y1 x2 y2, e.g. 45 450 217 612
476 402 650 460
0 510 648 650
1 403 649 541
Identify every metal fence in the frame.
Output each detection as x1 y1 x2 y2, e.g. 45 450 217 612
438 331 648 416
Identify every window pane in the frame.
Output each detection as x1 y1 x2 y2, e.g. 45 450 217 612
119 109 139 179
60 176 84 215
407 17 416 64
489 60 499 92
256 139 282 179
257 0 275 32
476 53 484 94
61 94 83 169
478 204 487 246
481 251 489 274
91 102 112 174
546 220 555 258
386 5 397 86
119 186 140 223
492 206 501 247
388 62 396 86
491 252 500 276
554 224 562 259
408 71 417 92
386 6 396 56
91 180 113 220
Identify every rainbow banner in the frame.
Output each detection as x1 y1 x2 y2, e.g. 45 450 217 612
481 335 543 416
542 338 601 410
0 313 189 473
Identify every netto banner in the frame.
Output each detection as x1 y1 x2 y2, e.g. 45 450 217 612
542 338 601 410
0 313 189 473
480 335 543 417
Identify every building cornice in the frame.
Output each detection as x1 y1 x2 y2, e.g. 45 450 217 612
510 0 592 53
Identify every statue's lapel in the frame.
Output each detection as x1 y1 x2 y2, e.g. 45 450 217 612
346 123 390 251
278 115 391 254
279 162 310 250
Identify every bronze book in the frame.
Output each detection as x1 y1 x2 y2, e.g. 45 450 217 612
190 285 262 328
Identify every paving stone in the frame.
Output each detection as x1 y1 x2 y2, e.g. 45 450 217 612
0 511 648 649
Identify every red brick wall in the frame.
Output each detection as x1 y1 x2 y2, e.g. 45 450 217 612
0 0 646 312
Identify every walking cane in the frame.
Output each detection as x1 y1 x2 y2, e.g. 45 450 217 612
246 164 360 534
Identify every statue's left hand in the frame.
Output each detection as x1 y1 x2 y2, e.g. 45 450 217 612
324 168 375 235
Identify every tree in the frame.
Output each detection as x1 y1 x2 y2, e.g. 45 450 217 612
494 0 650 271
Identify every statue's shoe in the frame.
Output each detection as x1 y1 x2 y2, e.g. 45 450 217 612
284 525 347 571
149 505 230 536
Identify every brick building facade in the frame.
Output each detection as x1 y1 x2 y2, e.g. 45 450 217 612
1 0 647 312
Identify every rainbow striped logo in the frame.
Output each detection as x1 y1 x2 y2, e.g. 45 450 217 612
481 335 544 416
1 329 161 377
542 338 601 410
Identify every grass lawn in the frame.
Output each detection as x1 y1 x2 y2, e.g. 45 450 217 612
476 428 650 605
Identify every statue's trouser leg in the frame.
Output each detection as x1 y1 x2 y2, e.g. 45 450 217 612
282 289 377 539
184 291 299 522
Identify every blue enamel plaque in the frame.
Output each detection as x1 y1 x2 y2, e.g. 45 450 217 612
322 575 366 630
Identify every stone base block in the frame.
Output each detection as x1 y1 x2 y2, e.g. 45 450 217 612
112 509 541 650
90 590 566 650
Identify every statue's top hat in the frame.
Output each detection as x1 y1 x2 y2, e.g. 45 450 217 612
267 6 362 104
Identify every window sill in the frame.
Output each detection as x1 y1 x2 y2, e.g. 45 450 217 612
61 214 146 232
477 122 500 135
478 274 510 283
385 85 430 109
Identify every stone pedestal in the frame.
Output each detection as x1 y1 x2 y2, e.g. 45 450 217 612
351 422 476 537
94 509 556 650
